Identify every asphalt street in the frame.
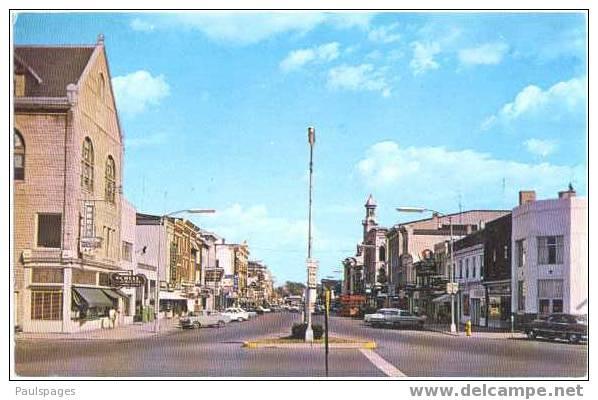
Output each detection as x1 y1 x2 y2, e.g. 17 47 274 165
14 312 587 378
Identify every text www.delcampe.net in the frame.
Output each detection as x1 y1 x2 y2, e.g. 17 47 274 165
409 384 584 399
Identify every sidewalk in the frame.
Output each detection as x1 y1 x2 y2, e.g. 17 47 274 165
15 318 181 341
424 323 526 340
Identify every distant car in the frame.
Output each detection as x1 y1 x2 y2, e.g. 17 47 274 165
524 313 587 344
365 308 425 329
314 304 325 315
222 307 250 322
257 306 271 313
245 309 258 318
288 305 301 313
179 311 230 329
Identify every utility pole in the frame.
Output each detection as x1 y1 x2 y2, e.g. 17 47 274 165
305 127 317 342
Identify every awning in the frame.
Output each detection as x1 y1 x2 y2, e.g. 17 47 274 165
73 287 114 308
159 291 187 301
432 294 452 303
102 289 129 300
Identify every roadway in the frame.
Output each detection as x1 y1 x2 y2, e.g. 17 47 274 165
14 312 586 377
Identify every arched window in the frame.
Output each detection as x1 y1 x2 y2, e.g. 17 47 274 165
14 129 25 180
105 156 116 203
81 137 94 191
98 72 106 99
379 246 386 262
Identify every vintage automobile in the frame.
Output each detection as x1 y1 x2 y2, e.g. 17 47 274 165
364 308 426 329
179 311 231 329
524 313 587 344
222 307 250 322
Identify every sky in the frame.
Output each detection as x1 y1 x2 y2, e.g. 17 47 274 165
13 12 588 284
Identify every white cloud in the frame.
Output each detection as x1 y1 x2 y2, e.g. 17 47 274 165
524 138 558 157
112 70 170 115
410 41 441 75
132 13 374 45
458 42 509 66
206 203 336 253
482 76 587 129
368 23 401 44
280 42 340 72
356 141 585 204
130 18 155 32
327 64 391 97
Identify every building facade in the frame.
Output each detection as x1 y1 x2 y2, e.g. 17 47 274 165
14 36 128 333
482 213 512 328
511 189 588 320
453 230 486 326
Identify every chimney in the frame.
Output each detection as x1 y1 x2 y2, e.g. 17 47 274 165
66 83 78 105
519 190 536 206
97 33 105 45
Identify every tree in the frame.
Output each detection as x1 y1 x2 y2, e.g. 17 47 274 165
275 281 307 297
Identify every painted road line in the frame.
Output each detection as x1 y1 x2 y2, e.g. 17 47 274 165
360 349 407 377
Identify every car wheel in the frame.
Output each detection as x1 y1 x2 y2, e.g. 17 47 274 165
237 317 243 322
218 320 226 328
527 330 536 340
568 333 580 344
193 321 201 329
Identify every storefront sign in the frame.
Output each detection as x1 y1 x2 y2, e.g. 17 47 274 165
110 272 146 288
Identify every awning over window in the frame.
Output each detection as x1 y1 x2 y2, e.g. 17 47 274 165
73 287 114 308
432 294 452 303
102 289 129 300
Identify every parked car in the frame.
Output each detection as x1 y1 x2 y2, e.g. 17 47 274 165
314 304 325 315
179 311 230 329
288 305 301 313
364 308 425 329
245 309 258 319
524 313 587 344
222 307 250 322
257 305 272 314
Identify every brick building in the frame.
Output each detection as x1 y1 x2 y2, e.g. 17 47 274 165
14 35 127 332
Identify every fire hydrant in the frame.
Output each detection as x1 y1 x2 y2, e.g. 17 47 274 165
465 320 472 336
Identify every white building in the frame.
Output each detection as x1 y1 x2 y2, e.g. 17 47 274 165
512 188 588 318
453 230 486 326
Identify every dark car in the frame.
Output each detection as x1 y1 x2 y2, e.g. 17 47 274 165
524 313 587 344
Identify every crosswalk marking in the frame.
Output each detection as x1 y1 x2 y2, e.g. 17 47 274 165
360 349 407 377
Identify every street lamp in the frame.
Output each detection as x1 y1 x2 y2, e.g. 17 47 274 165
396 207 456 333
154 208 215 333
305 126 317 342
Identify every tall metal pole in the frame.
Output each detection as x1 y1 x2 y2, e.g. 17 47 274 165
305 127 316 342
450 216 456 333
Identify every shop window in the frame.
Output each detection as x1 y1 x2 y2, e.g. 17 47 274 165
81 137 94 191
463 295 470 316
31 290 62 320
32 268 64 284
72 269 96 285
379 246 386 262
14 129 25 180
538 236 563 265
37 213 62 248
99 272 111 286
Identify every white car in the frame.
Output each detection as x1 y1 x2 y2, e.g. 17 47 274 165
222 307 249 322
257 306 271 313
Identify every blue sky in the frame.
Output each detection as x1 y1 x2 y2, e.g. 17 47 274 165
14 12 588 284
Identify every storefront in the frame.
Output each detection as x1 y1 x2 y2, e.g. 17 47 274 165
460 284 486 326
484 280 511 329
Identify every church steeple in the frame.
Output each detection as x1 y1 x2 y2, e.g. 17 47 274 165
363 194 378 238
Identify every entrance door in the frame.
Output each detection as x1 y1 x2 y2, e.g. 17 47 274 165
471 298 480 325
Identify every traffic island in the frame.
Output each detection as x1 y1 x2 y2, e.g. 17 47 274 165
243 336 376 349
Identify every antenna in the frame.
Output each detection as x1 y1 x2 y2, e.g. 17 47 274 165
502 177 506 208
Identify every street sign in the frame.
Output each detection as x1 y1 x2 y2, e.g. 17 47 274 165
307 258 318 289
110 272 146 288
